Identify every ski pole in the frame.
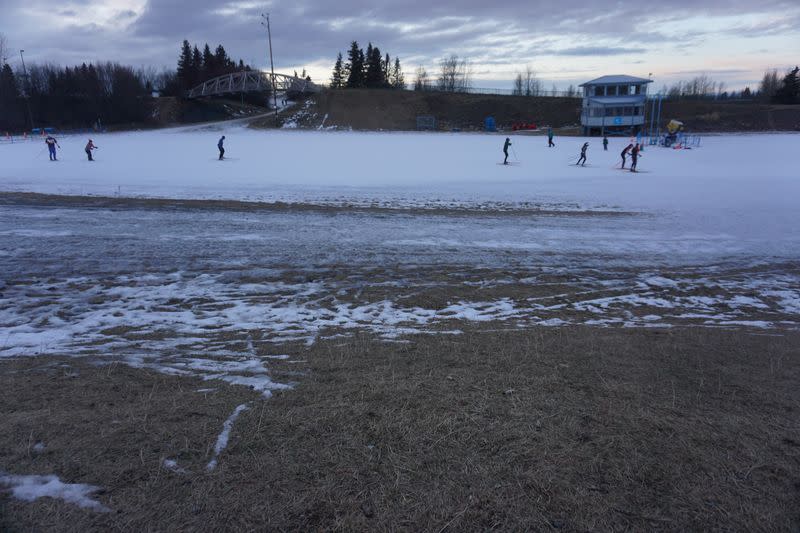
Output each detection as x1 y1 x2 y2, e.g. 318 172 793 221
511 145 519 162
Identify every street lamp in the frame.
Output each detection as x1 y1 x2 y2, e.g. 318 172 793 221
19 49 34 131
261 13 279 125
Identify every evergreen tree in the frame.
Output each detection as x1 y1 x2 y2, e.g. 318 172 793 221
383 53 391 87
345 41 364 88
774 66 799 104
364 44 384 88
0 63 21 129
202 44 214 79
176 40 193 90
215 45 231 74
190 46 202 85
331 52 344 88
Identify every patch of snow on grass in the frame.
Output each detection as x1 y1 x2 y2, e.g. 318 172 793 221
207 403 250 471
0 473 108 511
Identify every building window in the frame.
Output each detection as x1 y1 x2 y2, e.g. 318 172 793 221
618 85 629 96
594 86 604 97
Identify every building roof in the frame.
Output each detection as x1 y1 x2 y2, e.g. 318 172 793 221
587 96 647 105
580 75 653 87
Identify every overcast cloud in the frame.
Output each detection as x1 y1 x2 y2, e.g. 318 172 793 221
2 0 799 89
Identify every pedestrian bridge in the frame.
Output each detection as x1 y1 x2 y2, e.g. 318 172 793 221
186 71 320 99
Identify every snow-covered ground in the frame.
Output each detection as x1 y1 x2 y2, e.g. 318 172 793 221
0 127 798 394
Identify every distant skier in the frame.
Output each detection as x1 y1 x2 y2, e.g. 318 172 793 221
547 127 555 147
630 144 641 172
45 135 60 161
503 137 512 165
85 139 98 161
603 135 609 151
218 136 226 160
576 142 588 166
620 143 633 169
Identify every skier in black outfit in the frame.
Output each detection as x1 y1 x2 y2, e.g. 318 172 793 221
630 144 641 172
620 143 633 169
503 137 512 164
218 136 226 160
603 135 609 151
576 142 588 166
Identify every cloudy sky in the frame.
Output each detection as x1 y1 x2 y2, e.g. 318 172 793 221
2 0 799 90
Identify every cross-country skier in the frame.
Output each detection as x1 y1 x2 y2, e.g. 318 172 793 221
85 139 98 161
45 135 60 161
503 137 512 165
620 143 633 169
218 136 226 160
630 144 641 172
603 135 609 151
547 127 555 147
576 142 588 166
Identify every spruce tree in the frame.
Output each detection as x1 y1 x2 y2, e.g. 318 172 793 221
383 53 391 87
202 44 214 79
191 46 202 85
774 66 799 104
215 45 231 75
176 40 193 90
365 44 384 88
345 41 364 88
331 52 344 88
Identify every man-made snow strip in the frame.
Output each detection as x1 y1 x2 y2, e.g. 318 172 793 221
206 403 250 472
0 473 109 511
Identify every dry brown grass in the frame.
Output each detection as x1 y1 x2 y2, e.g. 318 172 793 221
1 326 799 531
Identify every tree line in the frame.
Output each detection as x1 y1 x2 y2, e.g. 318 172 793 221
0 61 152 131
0 35 258 131
330 41 405 89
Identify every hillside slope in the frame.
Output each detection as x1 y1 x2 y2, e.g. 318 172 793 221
269 89 800 134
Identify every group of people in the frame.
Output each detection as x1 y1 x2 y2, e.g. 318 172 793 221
502 131 644 172
42 135 99 161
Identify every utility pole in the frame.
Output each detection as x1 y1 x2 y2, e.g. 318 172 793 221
261 13 279 125
19 49 34 131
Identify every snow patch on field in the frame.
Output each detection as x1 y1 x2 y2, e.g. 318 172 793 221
0 473 108 511
207 403 250 471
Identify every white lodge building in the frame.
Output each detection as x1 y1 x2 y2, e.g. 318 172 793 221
579 75 652 136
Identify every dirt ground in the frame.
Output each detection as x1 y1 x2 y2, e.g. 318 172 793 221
2 326 799 531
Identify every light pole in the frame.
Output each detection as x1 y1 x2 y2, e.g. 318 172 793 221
19 49 34 131
261 13 279 125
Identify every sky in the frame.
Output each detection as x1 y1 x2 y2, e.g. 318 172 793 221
1 0 799 91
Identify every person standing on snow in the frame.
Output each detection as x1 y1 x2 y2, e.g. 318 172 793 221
576 142 588 166
218 136 226 160
603 135 609 151
45 135 60 161
620 143 633 169
547 127 555 147
630 144 641 172
503 137 512 165
85 139 98 161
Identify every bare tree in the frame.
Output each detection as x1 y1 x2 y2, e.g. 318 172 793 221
523 65 541 96
437 54 472 92
759 69 781 101
413 66 430 91
512 72 524 95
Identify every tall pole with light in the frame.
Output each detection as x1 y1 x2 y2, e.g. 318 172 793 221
261 13 279 125
19 49 34 131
